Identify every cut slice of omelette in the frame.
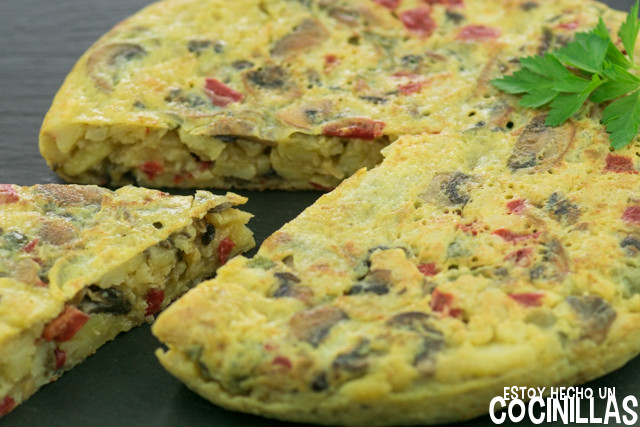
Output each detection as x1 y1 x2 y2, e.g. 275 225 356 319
153 110 640 424
39 0 623 190
0 184 254 416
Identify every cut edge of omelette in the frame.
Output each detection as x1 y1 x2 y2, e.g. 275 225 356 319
153 128 640 425
0 184 254 416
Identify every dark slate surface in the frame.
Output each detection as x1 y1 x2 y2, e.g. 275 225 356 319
0 0 637 426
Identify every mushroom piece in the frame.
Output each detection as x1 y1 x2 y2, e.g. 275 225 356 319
271 18 329 56
86 43 147 91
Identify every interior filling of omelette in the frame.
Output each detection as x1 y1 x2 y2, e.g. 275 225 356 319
43 124 389 190
0 187 254 415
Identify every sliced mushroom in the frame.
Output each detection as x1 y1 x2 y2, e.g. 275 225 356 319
86 43 147 91
39 219 79 246
346 269 391 295
271 18 329 56
507 115 575 171
546 192 581 225
78 285 132 315
246 66 287 89
529 239 569 282
420 172 476 207
35 184 108 206
332 339 370 380
566 296 616 344
289 305 348 346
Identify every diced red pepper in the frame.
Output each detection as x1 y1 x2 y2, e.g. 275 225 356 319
556 20 579 30
218 237 235 265
604 154 637 173
392 70 421 79
145 289 165 317
492 228 540 243
423 0 463 6
322 118 386 140
263 342 278 351
457 25 501 41
198 161 214 171
508 293 544 307
398 81 425 95
399 8 437 38
42 306 90 342
457 221 481 236
506 199 527 214
374 0 401 9
623 206 640 224
0 184 19 204
173 171 194 185
140 161 164 180
0 396 15 416
272 356 292 369
54 349 66 370
23 238 38 253
418 262 439 276
505 247 533 267
430 289 462 318
205 78 243 107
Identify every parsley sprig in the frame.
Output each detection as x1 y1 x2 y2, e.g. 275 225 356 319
491 1 640 150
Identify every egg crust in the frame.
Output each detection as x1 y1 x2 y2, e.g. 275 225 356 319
40 0 622 190
154 105 640 425
0 184 254 416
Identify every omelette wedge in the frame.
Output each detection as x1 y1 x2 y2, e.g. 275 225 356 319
0 184 254 415
40 0 622 190
154 115 640 425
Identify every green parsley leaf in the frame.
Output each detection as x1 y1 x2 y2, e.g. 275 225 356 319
620 0 640 62
594 18 633 69
519 89 558 108
546 74 602 126
592 63 640 102
602 91 640 149
490 68 555 94
552 31 609 74
490 2 640 150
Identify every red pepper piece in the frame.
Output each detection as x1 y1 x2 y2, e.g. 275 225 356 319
54 349 66 370
509 293 544 307
398 81 425 95
374 0 401 9
430 289 462 318
505 247 533 267
604 154 637 173
140 161 163 180
218 237 235 265
556 20 579 30
418 263 439 276
145 289 165 316
492 228 540 243
457 25 501 41
205 78 243 107
322 118 386 140
0 184 19 204
272 356 292 369
392 70 421 79
400 8 437 38
23 238 38 253
623 206 640 224
0 396 15 416
173 171 194 185
42 306 90 342
506 199 526 214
